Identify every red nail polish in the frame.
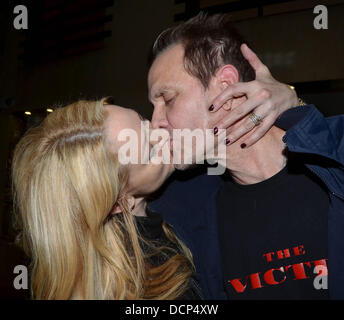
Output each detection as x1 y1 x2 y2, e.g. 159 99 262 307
225 138 230 145
209 104 214 111
241 143 246 149
213 127 218 135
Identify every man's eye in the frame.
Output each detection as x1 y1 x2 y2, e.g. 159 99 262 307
165 97 174 105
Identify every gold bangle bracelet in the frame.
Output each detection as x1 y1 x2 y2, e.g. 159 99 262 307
289 85 307 106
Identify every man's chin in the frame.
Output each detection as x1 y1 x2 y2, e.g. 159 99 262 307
173 163 196 171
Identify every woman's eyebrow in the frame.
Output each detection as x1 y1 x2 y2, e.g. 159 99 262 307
137 112 149 122
136 112 151 162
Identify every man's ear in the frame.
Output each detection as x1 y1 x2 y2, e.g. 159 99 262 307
215 65 240 110
110 194 135 215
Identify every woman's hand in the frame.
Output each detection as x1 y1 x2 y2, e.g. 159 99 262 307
210 44 299 148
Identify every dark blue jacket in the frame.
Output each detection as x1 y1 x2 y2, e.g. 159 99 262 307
149 105 344 300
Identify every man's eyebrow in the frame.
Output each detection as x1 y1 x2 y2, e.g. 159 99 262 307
150 86 173 101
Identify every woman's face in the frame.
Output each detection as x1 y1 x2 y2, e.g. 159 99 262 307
104 105 174 197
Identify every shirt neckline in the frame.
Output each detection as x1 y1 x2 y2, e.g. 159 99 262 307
225 164 289 192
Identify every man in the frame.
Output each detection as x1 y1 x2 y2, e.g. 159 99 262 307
148 13 344 299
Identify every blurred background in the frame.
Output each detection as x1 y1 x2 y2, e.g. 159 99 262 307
0 0 343 298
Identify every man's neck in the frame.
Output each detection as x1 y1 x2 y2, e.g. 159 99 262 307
225 126 287 185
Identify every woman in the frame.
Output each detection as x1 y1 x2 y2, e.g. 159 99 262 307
12 97 200 300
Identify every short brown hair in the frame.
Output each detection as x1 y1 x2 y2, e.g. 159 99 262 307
150 12 255 88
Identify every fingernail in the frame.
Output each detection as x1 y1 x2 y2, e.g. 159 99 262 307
208 104 214 111
225 138 230 145
213 127 218 135
241 143 246 149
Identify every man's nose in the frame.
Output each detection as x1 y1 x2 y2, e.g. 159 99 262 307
151 105 169 129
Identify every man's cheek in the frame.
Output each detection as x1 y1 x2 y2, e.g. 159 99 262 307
168 102 200 130
166 111 186 130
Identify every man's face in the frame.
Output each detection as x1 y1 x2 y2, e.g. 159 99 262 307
148 44 223 169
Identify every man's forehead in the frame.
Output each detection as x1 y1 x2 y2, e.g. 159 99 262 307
148 44 184 81
149 54 190 101
148 67 177 101
151 43 184 69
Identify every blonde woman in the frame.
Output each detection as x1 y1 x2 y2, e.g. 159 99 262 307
11 97 201 300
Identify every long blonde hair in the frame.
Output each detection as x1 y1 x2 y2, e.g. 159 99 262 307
11 98 194 300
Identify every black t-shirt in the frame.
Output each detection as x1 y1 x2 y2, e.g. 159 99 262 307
216 159 329 300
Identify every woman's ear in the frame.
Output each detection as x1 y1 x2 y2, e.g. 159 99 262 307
110 203 122 215
110 194 135 215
